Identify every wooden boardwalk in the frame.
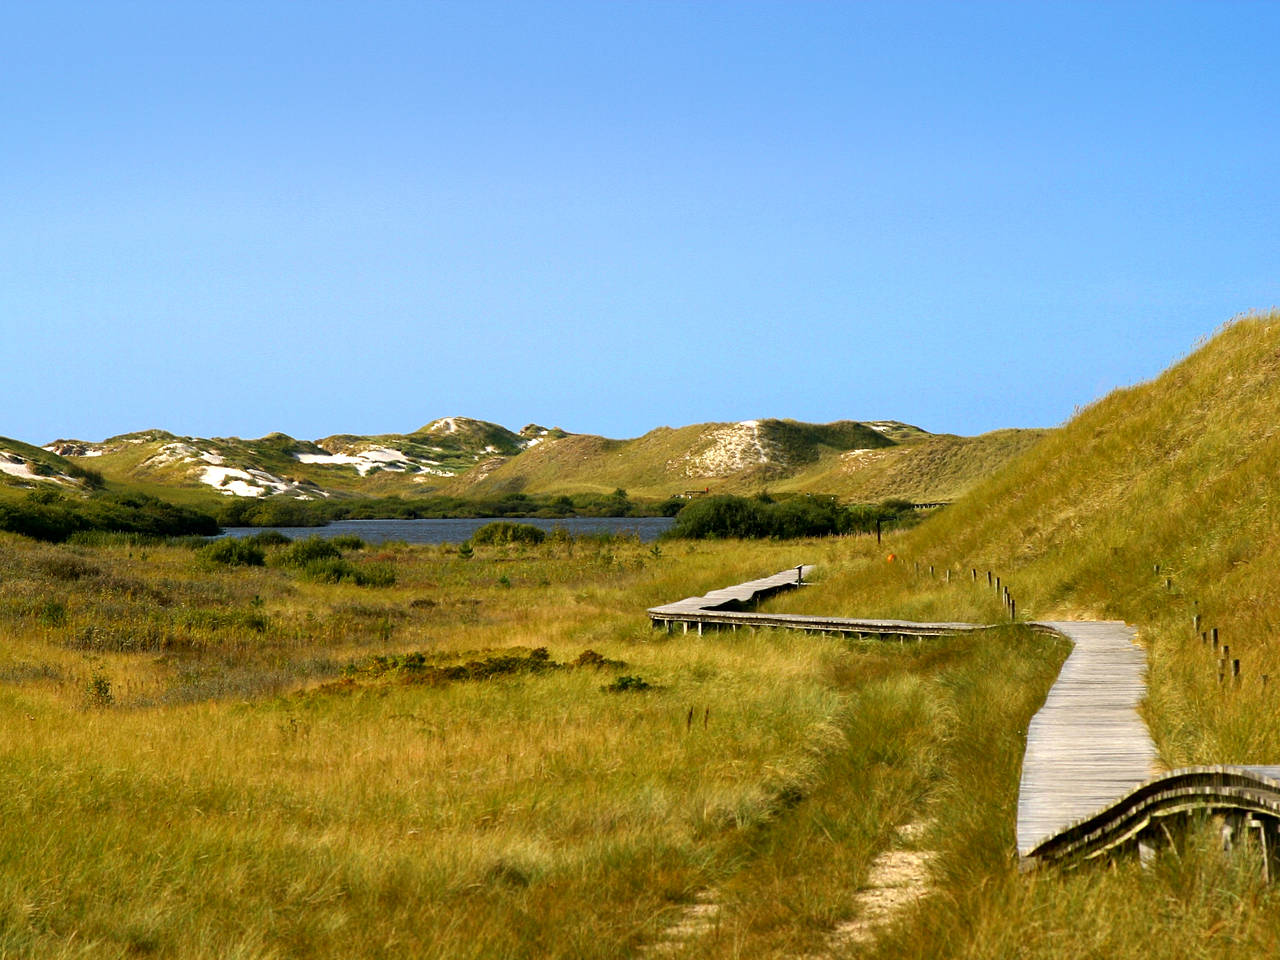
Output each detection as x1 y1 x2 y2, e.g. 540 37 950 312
647 565 980 638
1015 621 1158 862
650 569 1280 869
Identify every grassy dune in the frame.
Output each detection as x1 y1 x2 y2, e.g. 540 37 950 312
446 420 1039 503
773 311 1280 765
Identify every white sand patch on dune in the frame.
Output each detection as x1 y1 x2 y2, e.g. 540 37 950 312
144 442 202 468
412 467 456 481
296 446 413 476
0 455 56 482
426 417 461 434
200 466 291 498
44 443 106 458
679 421 773 478
297 452 367 468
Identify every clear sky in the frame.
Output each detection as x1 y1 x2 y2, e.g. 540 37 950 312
3 1 1277 444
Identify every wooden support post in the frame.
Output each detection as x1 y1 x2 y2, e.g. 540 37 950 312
1154 563 1160 574
1202 631 1208 645
972 568 977 581
697 621 704 636
1166 578 1172 591
796 565 803 585
1219 659 1226 683
1233 659 1241 683
945 568 951 583
987 570 993 586
996 576 1001 593
1213 627 1219 649
929 564 934 577
1263 674 1270 689
876 518 882 544
1194 614 1201 634
1011 598 1016 620
1223 644 1230 661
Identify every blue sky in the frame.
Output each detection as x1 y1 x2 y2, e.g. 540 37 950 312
3 1 1277 443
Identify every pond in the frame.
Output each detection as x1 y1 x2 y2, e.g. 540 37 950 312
218 515 676 545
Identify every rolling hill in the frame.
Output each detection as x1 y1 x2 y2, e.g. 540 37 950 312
7 416 1043 507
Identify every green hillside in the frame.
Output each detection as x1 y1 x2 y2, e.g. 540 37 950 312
0 436 102 498
448 418 1041 503
776 311 1280 765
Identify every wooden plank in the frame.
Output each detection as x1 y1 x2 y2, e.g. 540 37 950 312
1016 621 1159 858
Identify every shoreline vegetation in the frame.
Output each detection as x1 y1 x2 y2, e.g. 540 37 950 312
0 485 928 544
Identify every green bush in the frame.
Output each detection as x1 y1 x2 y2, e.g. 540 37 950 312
200 538 266 567
246 530 292 548
299 558 357 584
329 534 367 551
275 537 342 567
669 493 917 540
298 557 396 587
670 495 771 539
471 521 546 545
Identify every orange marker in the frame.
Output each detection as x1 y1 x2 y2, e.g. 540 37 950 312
886 553 896 563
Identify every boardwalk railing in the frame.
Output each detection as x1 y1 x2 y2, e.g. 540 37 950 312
649 565 1280 873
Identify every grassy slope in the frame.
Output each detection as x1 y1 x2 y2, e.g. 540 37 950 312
775 311 1280 764
444 420 1040 502
767 428 1048 502
0 438 92 500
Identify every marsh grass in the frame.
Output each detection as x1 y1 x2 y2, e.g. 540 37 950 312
0 529 864 957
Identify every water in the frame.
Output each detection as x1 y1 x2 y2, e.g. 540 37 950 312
219 516 675 545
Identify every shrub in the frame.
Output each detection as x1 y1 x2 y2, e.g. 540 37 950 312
329 534 367 551
246 530 292 548
670 495 771 539
275 537 342 567
471 521 546 545
668 493 917 540
358 563 396 587
602 675 651 693
298 557 396 587
200 538 266 567
299 558 357 584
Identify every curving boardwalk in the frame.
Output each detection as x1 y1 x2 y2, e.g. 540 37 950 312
650 566 1280 871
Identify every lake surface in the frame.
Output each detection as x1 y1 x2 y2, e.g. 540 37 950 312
220 516 676 545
